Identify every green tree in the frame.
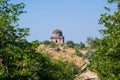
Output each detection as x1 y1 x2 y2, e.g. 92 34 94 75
0 1 78 80
86 37 99 49
74 49 83 57
0 0 30 78
42 40 57 48
42 40 51 45
88 0 120 79
66 40 75 48
79 42 85 49
0 0 28 48
84 48 94 59
49 42 56 48
38 57 78 80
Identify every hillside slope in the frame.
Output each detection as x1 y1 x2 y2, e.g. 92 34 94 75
37 44 99 80
37 44 85 67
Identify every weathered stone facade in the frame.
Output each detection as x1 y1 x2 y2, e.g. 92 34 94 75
50 29 64 44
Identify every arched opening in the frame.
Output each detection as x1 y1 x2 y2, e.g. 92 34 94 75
55 40 58 43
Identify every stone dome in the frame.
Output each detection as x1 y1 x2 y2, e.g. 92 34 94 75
51 29 63 38
52 29 63 36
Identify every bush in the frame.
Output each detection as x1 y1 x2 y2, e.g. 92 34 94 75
79 42 85 49
49 42 57 48
84 49 94 59
42 40 51 45
74 49 83 57
55 47 61 52
66 40 75 48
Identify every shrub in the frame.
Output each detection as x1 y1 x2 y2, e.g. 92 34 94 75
74 49 83 57
55 47 61 52
42 40 51 45
66 40 75 48
49 42 57 48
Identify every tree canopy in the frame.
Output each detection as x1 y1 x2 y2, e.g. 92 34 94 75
88 0 120 79
0 0 78 80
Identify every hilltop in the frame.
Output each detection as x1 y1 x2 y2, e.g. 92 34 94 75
37 44 86 67
37 43 99 80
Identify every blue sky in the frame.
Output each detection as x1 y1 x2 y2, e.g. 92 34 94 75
15 0 115 43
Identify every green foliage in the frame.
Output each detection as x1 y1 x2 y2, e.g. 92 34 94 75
84 48 94 59
42 40 51 45
49 42 57 48
108 0 120 10
74 49 83 57
55 47 61 52
79 42 85 49
0 1 78 80
39 58 78 80
0 0 30 78
86 37 100 49
74 42 86 51
0 0 29 48
66 40 75 48
88 0 120 80
0 40 41 79
31 40 41 49
42 40 57 48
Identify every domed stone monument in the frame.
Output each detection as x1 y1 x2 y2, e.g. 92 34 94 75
50 29 64 44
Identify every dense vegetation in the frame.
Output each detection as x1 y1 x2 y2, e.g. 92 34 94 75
1 0 120 80
0 0 79 80
88 0 120 80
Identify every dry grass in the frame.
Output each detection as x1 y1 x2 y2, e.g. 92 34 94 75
37 44 86 67
37 44 99 80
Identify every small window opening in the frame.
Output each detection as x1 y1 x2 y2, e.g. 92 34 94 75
56 40 58 43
